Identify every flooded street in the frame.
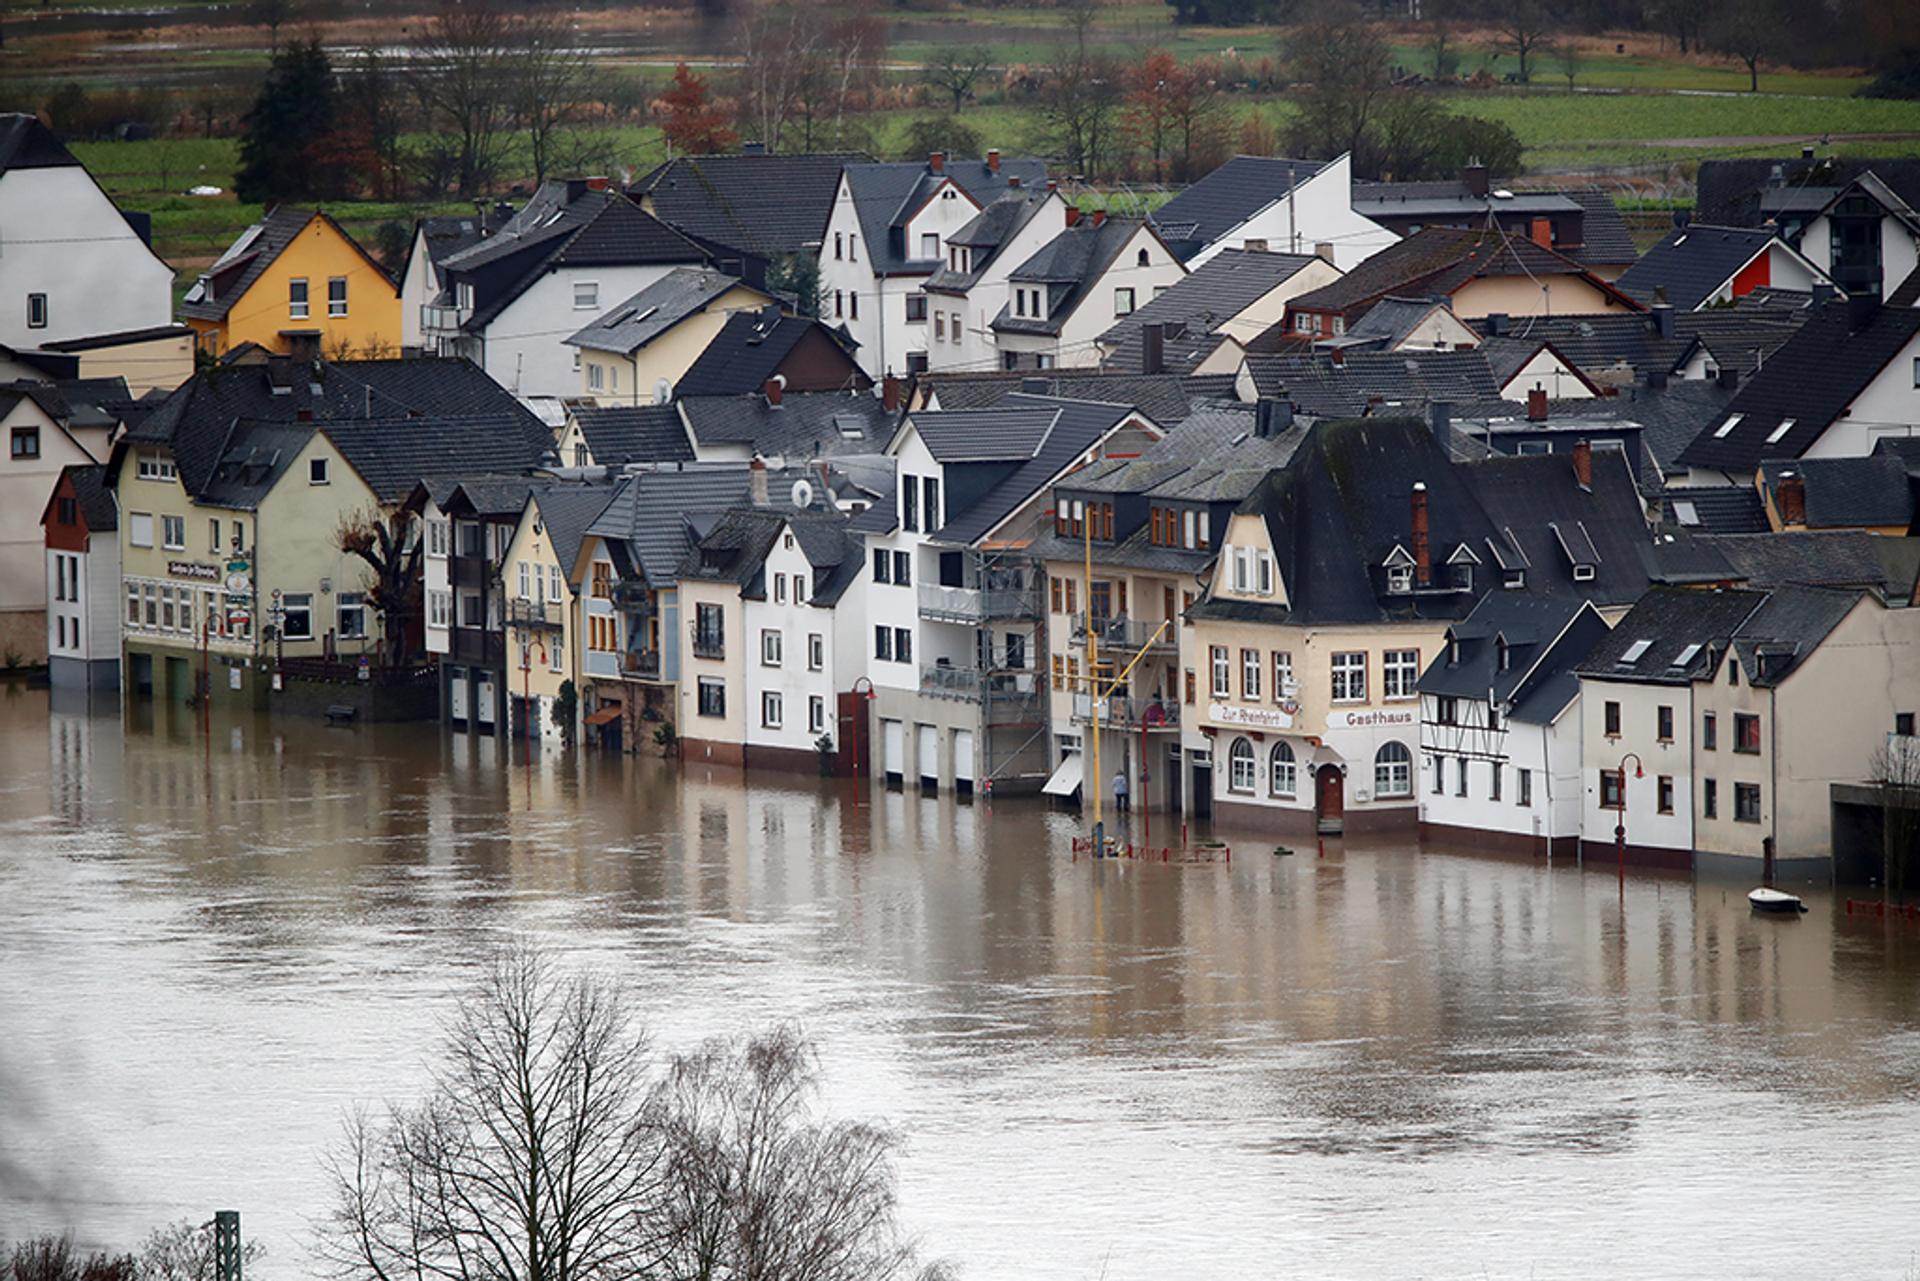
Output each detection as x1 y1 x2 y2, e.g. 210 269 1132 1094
3 688 1919 1280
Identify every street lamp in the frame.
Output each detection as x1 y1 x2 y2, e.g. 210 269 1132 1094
1614 751 1644 888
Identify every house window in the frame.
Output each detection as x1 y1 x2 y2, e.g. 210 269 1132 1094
27 293 48 329
834 232 844 260
208 518 221 553
875 626 893 661
1210 645 1230 698
1375 741 1413 798
1330 651 1367 703
126 582 139 625
161 515 185 550
761 628 783 667
809 695 826 735
761 691 783 729
1269 741 1297 797
328 277 348 317
934 312 946 342
894 627 911 662
698 677 726 717
591 562 612 598
1272 651 1293 700
1227 737 1257 793
894 550 910 585
137 452 177 482
1518 768 1532 807
1657 704 1674 742
1241 648 1261 700
1735 782 1762 823
902 478 919 532
1052 654 1064 690
548 565 563 602
849 293 858 321
1703 778 1718 818
428 589 451 628
1702 711 1717 750
1729 659 1740 686
1598 769 1623 809
588 363 605 392
1899 712 1917 737
1604 700 1621 736
1657 774 1674 814
1431 755 1445 794
54 496 77 527
1114 287 1136 317
573 281 599 310
281 592 314 640
834 291 845 319
1382 648 1419 700
1387 563 1412 594
289 278 309 319
1455 757 1469 797
694 602 725 657
310 457 329 485
1734 712 1761 754
337 592 367 639
906 295 927 323
923 478 940 532
129 512 153 548
920 232 940 259
808 633 824 671
874 548 892 585
1490 762 1502 801
1435 695 1458 725
774 573 787 604
11 427 39 459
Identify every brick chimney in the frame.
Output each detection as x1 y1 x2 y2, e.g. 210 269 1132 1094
750 455 769 506
881 374 901 412
987 148 1000 173
1065 206 1081 228
928 151 945 174
1462 161 1489 197
585 175 610 191
1314 241 1335 264
763 374 785 407
1527 388 1548 421
1091 209 1107 227
1573 438 1592 489
1777 470 1806 526
1008 175 1022 189
1411 482 1431 586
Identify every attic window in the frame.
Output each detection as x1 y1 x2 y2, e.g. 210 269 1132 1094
1387 564 1413 594
1671 643 1703 668
1619 639 1653 665
1572 564 1596 582
1504 570 1525 589
1764 417 1796 445
1673 500 1700 527
1712 413 1744 439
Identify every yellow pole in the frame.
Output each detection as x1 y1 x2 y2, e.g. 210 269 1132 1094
1085 507 1101 851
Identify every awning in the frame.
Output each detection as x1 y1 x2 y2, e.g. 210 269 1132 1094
585 705 623 726
1042 753 1084 798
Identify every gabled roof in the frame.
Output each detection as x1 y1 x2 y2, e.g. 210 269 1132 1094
1550 188 1642 269
196 420 316 509
528 480 620 577
321 412 553 503
1289 226 1641 318
1615 225 1798 311
566 268 761 356
1760 456 1914 529
1659 485 1770 534
993 217 1163 337
1241 348 1504 415
919 370 1235 425
1575 587 1766 683
1461 450 1653 606
841 155 1051 277
930 394 1152 547
571 404 695 465
1725 585 1864 686
907 406 1060 463
0 114 82 173
679 505 856 602
1677 301 1920 471
1417 593 1608 726
585 462 833 587
925 187 1058 294
673 311 863 397
630 152 866 258
1464 304 1808 386
678 389 895 457
1097 249 1323 373
42 462 117 532
180 207 392 323
1342 296 1452 347
1659 529 1915 594
1146 156 1326 258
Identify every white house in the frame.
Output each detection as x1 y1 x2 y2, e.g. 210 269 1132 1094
1146 153 1396 271
1615 223 1832 312
740 510 865 770
41 462 120 691
422 180 709 397
1418 594 1610 857
989 215 1187 371
920 183 1069 374
818 151 1050 378
1796 172 1920 301
0 114 174 351
398 209 511 353
2 387 99 662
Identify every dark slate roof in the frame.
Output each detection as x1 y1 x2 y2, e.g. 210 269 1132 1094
1343 297 1447 347
40 324 194 353
1659 485 1769 534
678 389 895 457
679 507 784 587
0 113 80 172
1703 530 1909 591
842 156 1051 277
1602 380 1735 474
1760 456 1914 529
630 152 865 258
910 406 1061 463
572 404 694 465
565 268 756 355
920 370 1234 425
529 481 619 576
1876 437 1920 476
1575 587 1766 684
585 463 835 587
1615 225 1782 311
1289 226 1638 318
60 463 117 531
1353 181 1578 219
1695 158 1920 229
1147 156 1326 259
1551 188 1642 270
1461 450 1654 607
323 412 552 503
1097 249 1321 373
196 421 316 509
993 217 1154 337
52 377 133 430
934 394 1146 546
926 188 1058 294
1465 297 1808 387
1416 593 1606 726
1677 301 1920 471
180 207 356 322
118 356 551 498
674 312 861 397
1241 349 1504 415
1726 585 1864 686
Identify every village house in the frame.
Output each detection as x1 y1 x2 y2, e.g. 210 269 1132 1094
1146 154 1395 270
988 214 1188 371
920 181 1070 374
672 311 870 398
41 463 119 692
1615 225 1831 312
557 404 696 470
397 206 515 353
181 208 401 360
35 327 196 400
563 268 778 406
1 384 106 661
628 150 862 286
1096 249 1343 376
0 114 175 352
1756 458 1914 535
498 482 616 744
1352 170 1641 280
818 151 1049 378
1797 171 1920 301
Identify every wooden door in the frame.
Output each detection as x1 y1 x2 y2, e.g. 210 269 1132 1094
1316 765 1345 831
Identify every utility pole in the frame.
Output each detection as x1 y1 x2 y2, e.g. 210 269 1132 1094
1084 512 1101 856
213 1211 242 1281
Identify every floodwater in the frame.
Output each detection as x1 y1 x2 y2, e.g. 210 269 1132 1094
3 687 1919 1281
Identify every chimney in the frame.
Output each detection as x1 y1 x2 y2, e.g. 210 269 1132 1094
1065 206 1081 228
881 374 901 412
1314 241 1335 265
585 175 610 191
1046 179 1058 192
1141 322 1165 375
763 374 785 407
1801 144 1816 161
742 140 766 156
1411 483 1431 586
928 151 945 174
1646 368 1669 390
1811 281 1835 307
1777 470 1806 525
1428 400 1452 446
1848 290 1879 331
1486 312 1509 337
1256 397 1293 438
1008 175 1022 189
1462 161 1489 198
1328 345 1345 366
1091 209 1107 227
296 408 314 422
987 148 1000 173
1021 376 1050 394
1572 438 1592 489
565 178 588 203
1652 301 1675 340
749 455 769 506
1527 387 1548 421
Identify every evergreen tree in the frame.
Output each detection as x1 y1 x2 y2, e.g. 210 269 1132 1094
234 38 339 204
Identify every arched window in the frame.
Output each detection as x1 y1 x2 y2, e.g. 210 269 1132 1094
1269 741 1297 797
1375 741 1412 798
1136 248 1151 267
1228 737 1257 793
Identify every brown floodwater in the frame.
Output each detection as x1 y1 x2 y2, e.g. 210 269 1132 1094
3 687 1919 1279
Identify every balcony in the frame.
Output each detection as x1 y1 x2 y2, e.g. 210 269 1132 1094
691 631 725 661
450 555 493 589
624 649 662 679
918 582 1035 624
1071 616 1176 654
420 302 471 334
449 627 504 668
1071 692 1180 731
508 598 564 630
921 661 983 699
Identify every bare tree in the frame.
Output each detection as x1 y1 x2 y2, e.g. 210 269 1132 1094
335 505 423 665
1555 38 1580 93
1869 733 1920 900
923 45 993 114
1282 8 1395 162
411 2 516 197
513 12 591 185
1707 0 1783 92
1489 0 1556 83
135 1219 267 1281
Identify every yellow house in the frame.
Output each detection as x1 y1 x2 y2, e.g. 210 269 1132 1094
180 207 400 360
562 267 776 407
498 482 619 742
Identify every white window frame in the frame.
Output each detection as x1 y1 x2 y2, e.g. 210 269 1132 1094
1375 741 1413 798
161 514 185 551
761 629 783 667
761 690 783 729
1227 737 1257 793
281 592 315 641
289 277 309 320
1382 648 1419 701
808 632 824 671
573 280 600 310
1331 651 1368 704
1269 741 1297 797
328 276 348 318
129 512 154 548
1210 645 1230 698
337 592 368 640
808 694 826 735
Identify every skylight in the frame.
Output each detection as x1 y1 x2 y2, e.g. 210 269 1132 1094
1619 639 1653 664
1764 417 1796 444
1674 500 1700 527
1671 643 1703 668
1712 413 1744 439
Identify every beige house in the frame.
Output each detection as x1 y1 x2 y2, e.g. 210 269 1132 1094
678 571 747 765
564 268 775 406
1 387 100 661
41 325 196 398
498 483 618 743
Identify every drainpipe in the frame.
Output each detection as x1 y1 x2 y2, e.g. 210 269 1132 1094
1540 719 1554 861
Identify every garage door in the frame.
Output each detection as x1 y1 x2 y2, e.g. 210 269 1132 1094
917 723 939 790
882 718 905 783
953 729 976 785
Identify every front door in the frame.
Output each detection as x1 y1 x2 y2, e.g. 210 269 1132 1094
1166 745 1182 815
1191 757 1212 820
1316 765 1345 834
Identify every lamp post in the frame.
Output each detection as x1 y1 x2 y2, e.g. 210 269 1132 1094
1614 751 1644 890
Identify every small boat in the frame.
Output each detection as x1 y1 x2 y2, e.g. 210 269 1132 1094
1749 887 1808 914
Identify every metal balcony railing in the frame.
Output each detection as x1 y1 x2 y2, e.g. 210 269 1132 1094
1071 616 1177 652
1071 692 1180 730
508 598 564 629
420 302 471 333
917 582 1036 623
691 632 725 661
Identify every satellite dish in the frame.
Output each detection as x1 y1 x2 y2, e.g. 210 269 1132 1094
653 378 673 405
790 479 815 509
